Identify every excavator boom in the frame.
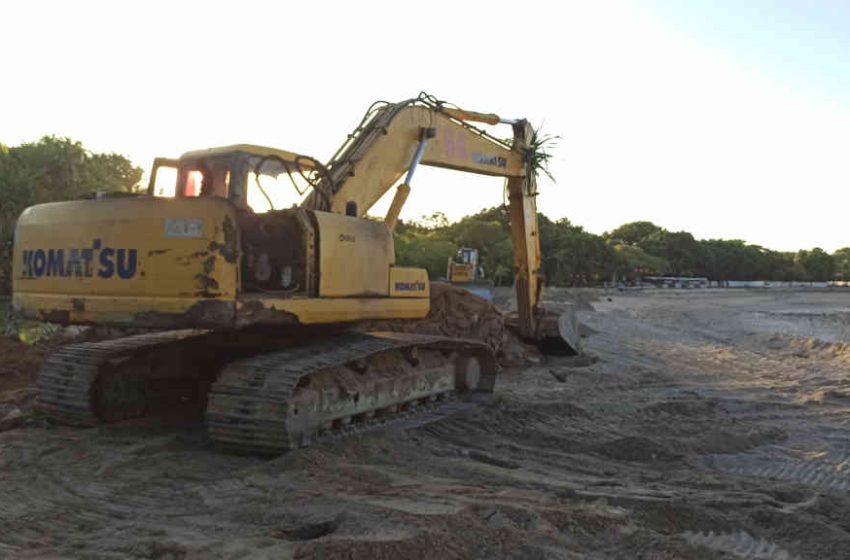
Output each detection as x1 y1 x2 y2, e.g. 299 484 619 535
307 93 577 352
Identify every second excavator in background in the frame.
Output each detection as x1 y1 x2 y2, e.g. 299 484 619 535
446 247 495 301
12 92 579 454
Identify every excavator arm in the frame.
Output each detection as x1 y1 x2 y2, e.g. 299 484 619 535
314 105 525 215
305 94 576 351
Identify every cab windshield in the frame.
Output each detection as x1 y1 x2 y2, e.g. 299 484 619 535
244 155 314 213
168 151 325 213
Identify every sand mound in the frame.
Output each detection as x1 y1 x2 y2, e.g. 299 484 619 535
594 436 681 462
759 334 850 362
359 282 509 354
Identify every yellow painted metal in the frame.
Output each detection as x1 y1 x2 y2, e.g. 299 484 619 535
13 196 238 301
327 106 524 217
15 291 429 329
11 188 429 328
384 183 411 232
505 121 544 338
237 295 428 324
447 262 474 283
388 267 429 298
14 292 228 325
441 107 501 126
318 99 546 340
11 96 548 343
179 144 316 168
146 157 179 194
313 211 394 298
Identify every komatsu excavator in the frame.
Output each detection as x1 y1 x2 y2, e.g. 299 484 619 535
12 93 578 454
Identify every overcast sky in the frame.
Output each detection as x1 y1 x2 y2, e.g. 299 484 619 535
2 0 848 251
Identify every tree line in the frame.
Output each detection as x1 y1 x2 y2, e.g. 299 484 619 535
0 136 846 292
395 209 849 286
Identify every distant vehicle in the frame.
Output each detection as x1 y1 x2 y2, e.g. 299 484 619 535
446 247 495 301
641 276 708 288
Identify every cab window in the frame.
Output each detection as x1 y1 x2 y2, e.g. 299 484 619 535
245 158 312 213
179 158 231 199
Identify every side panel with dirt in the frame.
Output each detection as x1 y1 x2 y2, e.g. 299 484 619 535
12 197 239 327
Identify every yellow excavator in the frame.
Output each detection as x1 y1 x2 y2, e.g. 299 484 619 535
446 247 495 301
12 93 578 454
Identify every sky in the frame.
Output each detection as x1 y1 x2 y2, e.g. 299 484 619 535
2 0 848 252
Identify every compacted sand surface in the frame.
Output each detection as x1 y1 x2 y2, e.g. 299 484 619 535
3 289 850 559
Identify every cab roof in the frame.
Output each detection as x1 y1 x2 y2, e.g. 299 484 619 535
178 144 316 169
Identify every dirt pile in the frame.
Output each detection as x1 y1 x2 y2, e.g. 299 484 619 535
0 336 47 430
359 282 510 354
758 333 850 363
0 337 46 394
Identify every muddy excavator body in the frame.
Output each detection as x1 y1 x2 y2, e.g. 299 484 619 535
14 159 430 329
12 94 578 454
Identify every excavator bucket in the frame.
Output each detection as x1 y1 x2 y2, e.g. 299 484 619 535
538 306 583 356
505 305 582 356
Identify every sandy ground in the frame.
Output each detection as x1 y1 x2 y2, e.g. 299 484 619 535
3 289 850 558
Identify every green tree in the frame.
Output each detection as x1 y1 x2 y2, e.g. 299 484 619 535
796 248 834 282
84 153 144 193
612 244 668 281
540 217 617 286
643 230 699 275
446 212 512 284
832 248 850 281
394 231 456 280
604 221 663 248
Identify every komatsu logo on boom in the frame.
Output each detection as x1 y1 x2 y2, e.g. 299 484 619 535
20 239 137 280
472 152 507 169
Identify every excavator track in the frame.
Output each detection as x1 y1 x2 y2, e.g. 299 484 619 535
37 329 213 425
37 329 496 456
207 332 496 455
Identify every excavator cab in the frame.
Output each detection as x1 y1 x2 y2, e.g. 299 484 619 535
145 147 315 298
156 147 323 296
150 145 321 212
